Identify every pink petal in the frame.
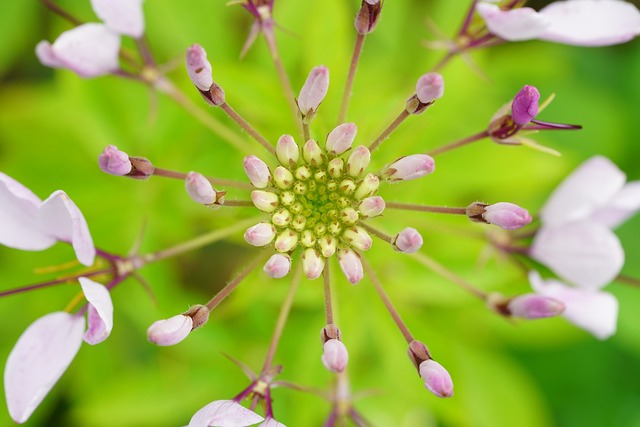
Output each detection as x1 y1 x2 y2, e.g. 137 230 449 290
589 181 640 229
4 312 85 423
0 172 55 251
530 220 624 289
539 0 640 46
38 190 96 266
79 278 113 345
188 400 264 427
37 23 121 77
541 156 626 226
147 314 193 346
91 0 145 38
258 418 286 427
529 271 618 339
476 3 550 41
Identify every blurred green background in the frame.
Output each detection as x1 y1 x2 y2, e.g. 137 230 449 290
1 1 640 426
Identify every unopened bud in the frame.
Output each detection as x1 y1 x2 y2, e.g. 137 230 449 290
507 294 565 319
273 166 294 190
467 202 532 230
303 139 324 166
243 155 272 188
511 85 540 125
298 66 329 120
263 254 292 279
326 123 357 155
393 227 423 253
251 190 279 213
383 154 435 182
419 359 454 398
328 158 345 179
322 339 349 373
244 223 276 246
355 0 383 34
416 73 444 104
337 247 363 285
274 229 299 252
128 156 155 179
186 44 213 91
147 314 193 346
354 173 379 199
302 248 325 279
98 145 132 176
342 227 372 251
185 172 222 206
346 146 371 178
358 196 385 218
276 134 299 167
318 236 338 258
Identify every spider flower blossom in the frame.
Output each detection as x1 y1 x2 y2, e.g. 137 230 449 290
476 0 640 46
36 0 146 77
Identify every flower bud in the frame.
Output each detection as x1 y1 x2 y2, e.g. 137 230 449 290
337 247 363 285
511 85 540 125
273 166 294 190
263 254 292 279
186 44 213 91
474 202 532 230
507 294 565 319
185 172 218 205
416 73 444 104
244 223 276 246
318 236 338 258
354 173 379 199
276 134 299 167
382 154 435 182
243 155 271 188
303 139 324 166
147 314 193 346
393 227 423 253
342 227 372 251
274 229 299 253
355 0 382 34
358 196 385 218
302 248 325 279
321 339 349 373
326 123 357 155
346 146 371 178
251 190 279 213
419 359 454 398
298 66 329 120
98 145 132 176
328 158 345 179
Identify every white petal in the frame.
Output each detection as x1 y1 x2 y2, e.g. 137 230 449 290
530 220 624 289
80 278 114 345
91 0 145 38
0 172 55 251
35 41 66 68
476 3 550 41
48 23 121 77
258 418 286 427
589 181 640 228
4 312 85 423
541 156 626 226
189 400 264 427
539 0 640 46
38 190 96 266
529 271 618 339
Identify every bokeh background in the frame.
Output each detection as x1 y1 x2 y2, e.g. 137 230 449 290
1 1 640 426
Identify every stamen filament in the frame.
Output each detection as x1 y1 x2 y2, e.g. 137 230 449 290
412 252 487 299
368 110 410 153
426 130 489 156
385 202 467 215
220 102 277 155
337 33 366 124
153 167 254 190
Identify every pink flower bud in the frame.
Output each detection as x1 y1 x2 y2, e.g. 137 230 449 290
251 190 279 213
326 123 357 155
358 196 386 218
302 248 325 279
263 254 292 279
243 155 272 188
512 85 540 125
383 154 435 182
338 248 363 285
393 227 423 253
98 145 132 175
354 173 379 199
321 339 349 373
507 294 565 319
342 227 372 251
186 44 213 91
416 73 444 104
276 134 299 166
298 66 329 117
244 223 276 246
483 202 532 230
274 229 299 252
185 172 216 205
147 314 193 346
346 146 371 178
419 359 453 398
303 139 324 166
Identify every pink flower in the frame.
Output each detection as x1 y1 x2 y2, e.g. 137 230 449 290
530 156 640 289
188 400 264 427
147 314 193 346
321 339 349 373
0 172 95 266
477 0 640 46
4 278 113 423
419 359 453 398
529 271 618 339
297 66 329 117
